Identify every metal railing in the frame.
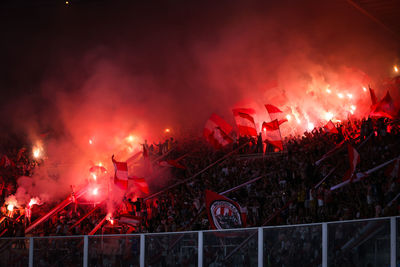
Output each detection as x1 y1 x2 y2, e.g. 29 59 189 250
0 216 398 267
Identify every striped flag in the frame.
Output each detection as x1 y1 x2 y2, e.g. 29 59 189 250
203 113 233 149
232 108 258 137
112 155 128 190
265 104 287 125
323 120 339 134
262 120 283 151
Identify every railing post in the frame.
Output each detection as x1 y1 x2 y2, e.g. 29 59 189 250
198 231 203 267
322 223 328 267
140 234 145 267
29 237 33 267
258 227 263 267
390 217 396 267
83 235 88 267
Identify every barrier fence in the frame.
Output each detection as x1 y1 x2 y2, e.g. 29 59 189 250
0 216 398 267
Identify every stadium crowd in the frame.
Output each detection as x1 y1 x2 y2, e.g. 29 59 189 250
0 117 399 239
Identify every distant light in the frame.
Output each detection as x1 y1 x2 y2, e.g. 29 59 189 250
89 139 93 145
263 128 266 132
350 110 354 114
98 162 102 167
65 1 69 4
351 105 356 111
127 135 134 142
286 114 291 121
91 173 97 181
337 93 344 99
164 128 171 133
362 86 367 92
326 88 331 94
394 65 399 73
307 122 314 131
347 93 353 99
296 118 301 124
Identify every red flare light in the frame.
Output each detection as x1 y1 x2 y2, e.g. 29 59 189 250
7 204 14 211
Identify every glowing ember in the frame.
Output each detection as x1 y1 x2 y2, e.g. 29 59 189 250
337 93 344 99
286 114 291 121
394 65 399 73
307 122 314 131
363 86 367 92
7 204 14 211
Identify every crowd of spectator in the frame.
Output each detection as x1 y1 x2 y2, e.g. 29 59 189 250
0 117 399 239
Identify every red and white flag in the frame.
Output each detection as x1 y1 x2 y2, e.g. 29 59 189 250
262 120 283 151
204 113 233 149
129 176 149 194
232 108 258 137
385 157 400 179
343 144 360 182
205 190 246 229
265 104 287 125
118 214 142 226
323 120 339 134
112 156 128 190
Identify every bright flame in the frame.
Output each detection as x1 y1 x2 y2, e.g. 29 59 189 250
307 122 314 131
7 204 14 211
347 93 353 99
33 146 42 159
337 93 344 99
296 118 301 124
127 135 135 142
263 127 266 132
98 162 102 167
91 173 97 181
92 188 98 195
326 88 331 94
286 114 291 121
324 112 334 121
89 139 93 145
394 66 399 72
28 197 39 207
351 105 356 111
363 86 367 92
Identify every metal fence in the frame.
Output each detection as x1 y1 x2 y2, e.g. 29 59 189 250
0 216 398 267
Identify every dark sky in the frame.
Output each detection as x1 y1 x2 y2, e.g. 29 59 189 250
0 0 398 139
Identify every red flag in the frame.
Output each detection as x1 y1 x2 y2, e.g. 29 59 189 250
323 120 339 134
205 190 246 229
265 104 288 125
112 156 128 190
129 176 149 194
204 113 233 149
385 157 400 179
262 120 283 151
89 165 107 173
343 144 360 182
370 91 397 119
369 87 378 106
232 109 258 137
